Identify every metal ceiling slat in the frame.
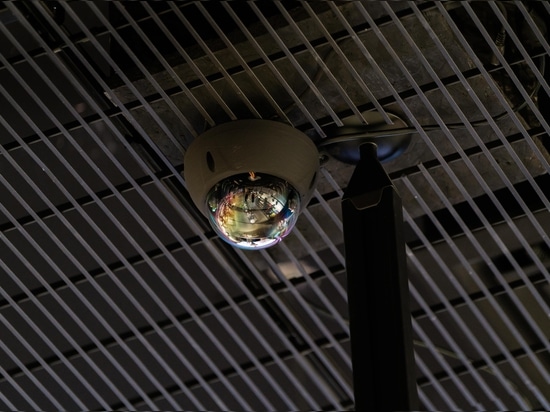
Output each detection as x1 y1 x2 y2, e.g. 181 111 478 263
0 114 183 410
374 3 550 295
404 236 524 409
257 249 353 396
295 209 347 280
402 175 550 408
234 250 350 408
302 202 347 266
406 3 550 220
277 240 348 330
301 2 393 126
408 249 539 411
0 322 70 409
167 2 262 120
124 4 234 122
415 164 550 339
220 1 325 136
489 3 550 99
406 167 550 360
0 2 185 73
0 309 90 409
0 163 184 410
434 3 550 174
0 340 49 410
107 5 203 139
273 2 367 125
132 3 215 129
414 351 460 410
397 5 550 295
248 2 343 126
193 2 291 124
417 385 438 412
404 175 544 408
411 276 539 410
1 2 549 409
0 274 117 410
461 2 550 135
27 6 350 408
32 15 344 412
518 2 550 56
0 384 18 411
84 2 190 153
2 22 281 412
0 76 211 412
411 316 479 410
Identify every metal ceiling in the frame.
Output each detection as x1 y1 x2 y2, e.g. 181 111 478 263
0 1 549 410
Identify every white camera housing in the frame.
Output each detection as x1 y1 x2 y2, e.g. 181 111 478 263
184 119 319 249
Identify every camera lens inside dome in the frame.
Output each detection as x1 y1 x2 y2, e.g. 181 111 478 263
205 173 301 250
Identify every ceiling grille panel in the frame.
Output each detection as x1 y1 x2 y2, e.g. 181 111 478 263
0 1 549 410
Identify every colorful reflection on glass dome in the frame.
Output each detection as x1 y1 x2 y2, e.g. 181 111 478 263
206 172 300 249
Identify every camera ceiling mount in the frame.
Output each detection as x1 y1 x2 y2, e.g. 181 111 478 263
184 119 319 250
318 111 411 165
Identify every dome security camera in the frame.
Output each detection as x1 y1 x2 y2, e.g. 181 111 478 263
184 119 320 250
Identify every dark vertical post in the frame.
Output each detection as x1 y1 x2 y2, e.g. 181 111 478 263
342 143 418 411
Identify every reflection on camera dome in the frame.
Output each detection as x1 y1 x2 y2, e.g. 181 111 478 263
206 173 300 250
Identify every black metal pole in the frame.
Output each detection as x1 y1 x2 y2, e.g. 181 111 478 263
342 143 418 411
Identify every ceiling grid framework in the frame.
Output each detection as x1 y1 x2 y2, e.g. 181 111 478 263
0 1 549 410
